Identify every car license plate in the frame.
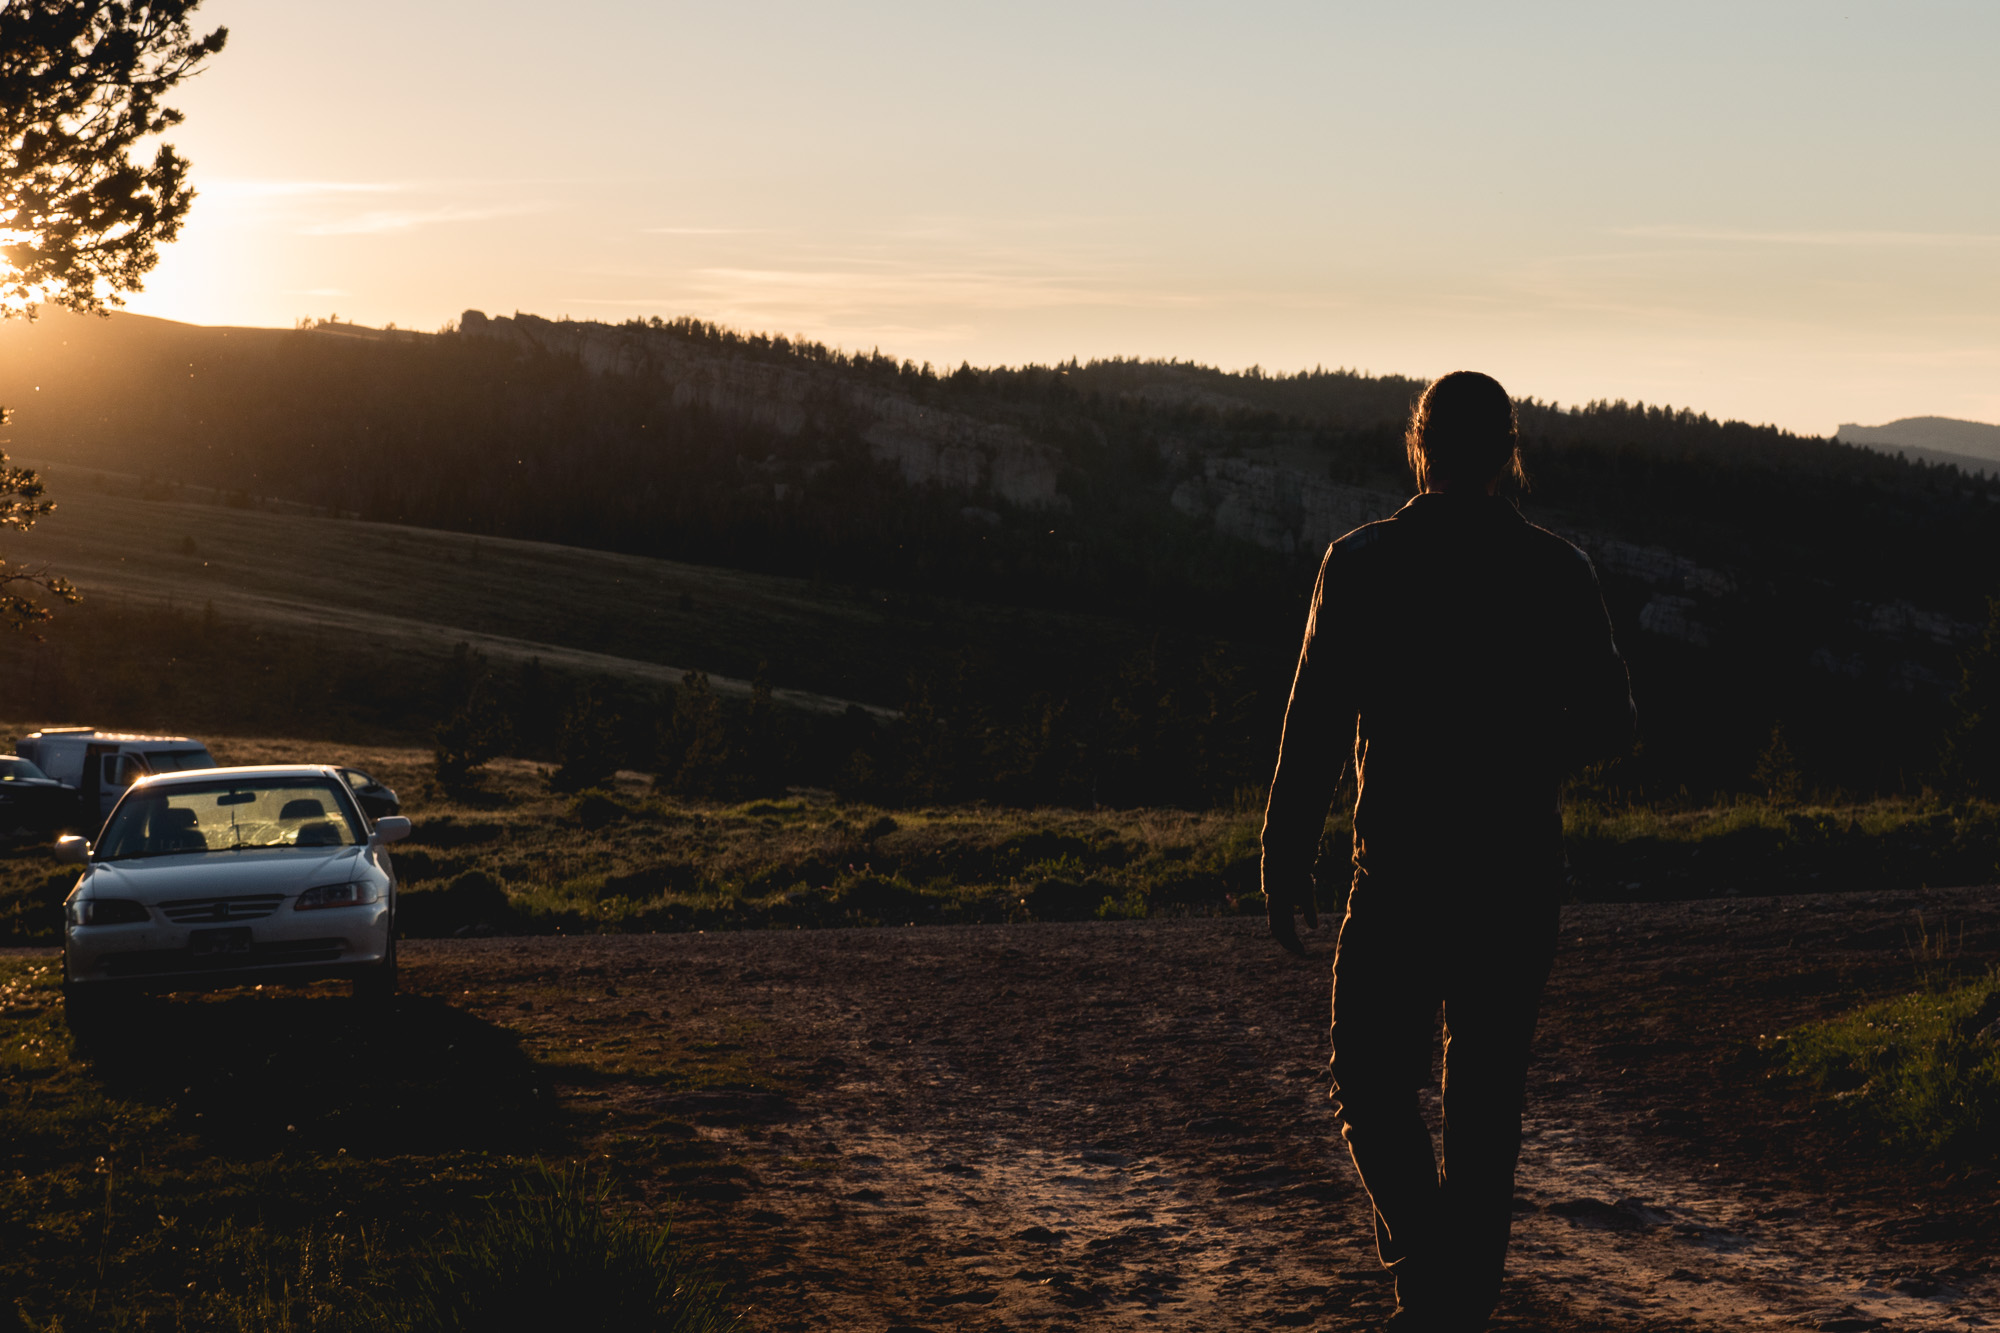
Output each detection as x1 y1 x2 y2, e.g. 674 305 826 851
189 927 252 958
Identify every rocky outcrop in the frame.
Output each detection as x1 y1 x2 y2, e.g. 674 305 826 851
1168 457 1401 555
459 310 1063 508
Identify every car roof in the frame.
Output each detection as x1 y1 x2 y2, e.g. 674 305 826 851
28 731 205 745
132 764 341 787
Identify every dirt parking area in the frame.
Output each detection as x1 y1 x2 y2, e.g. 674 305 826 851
388 883 2000 1332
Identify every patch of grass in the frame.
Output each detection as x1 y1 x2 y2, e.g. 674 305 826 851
0 956 745 1330
391 1163 734 1333
1774 966 2000 1165
1563 796 2000 900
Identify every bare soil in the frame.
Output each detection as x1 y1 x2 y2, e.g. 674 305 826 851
388 883 2000 1332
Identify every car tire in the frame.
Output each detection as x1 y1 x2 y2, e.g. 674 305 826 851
353 937 398 1004
61 949 112 1044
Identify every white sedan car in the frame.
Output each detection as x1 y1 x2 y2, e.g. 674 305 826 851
59 765 410 1023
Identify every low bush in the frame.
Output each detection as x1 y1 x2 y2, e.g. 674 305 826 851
1775 967 2000 1165
399 870 517 938
570 787 636 830
832 871 927 926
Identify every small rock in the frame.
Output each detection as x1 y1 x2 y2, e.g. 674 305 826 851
1013 1226 1068 1244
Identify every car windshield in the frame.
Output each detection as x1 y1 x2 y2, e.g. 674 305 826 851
144 748 218 773
96 777 366 860
0 757 50 782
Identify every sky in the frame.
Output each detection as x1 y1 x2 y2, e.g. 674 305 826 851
112 0 2000 436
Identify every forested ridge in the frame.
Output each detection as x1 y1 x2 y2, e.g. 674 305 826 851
2 310 1997 809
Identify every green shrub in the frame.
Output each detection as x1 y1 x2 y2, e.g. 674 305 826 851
1020 875 1117 922
832 871 925 925
399 870 516 938
1776 968 2000 1164
392 1163 734 1333
1094 887 1149 920
550 686 624 794
570 787 634 830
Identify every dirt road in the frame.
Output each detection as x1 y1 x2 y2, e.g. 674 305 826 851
397 883 2000 1332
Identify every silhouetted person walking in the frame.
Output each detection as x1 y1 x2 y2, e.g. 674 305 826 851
1261 371 1636 1331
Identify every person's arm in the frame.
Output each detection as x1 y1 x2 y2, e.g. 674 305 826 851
1261 544 1357 955
1560 555 1637 769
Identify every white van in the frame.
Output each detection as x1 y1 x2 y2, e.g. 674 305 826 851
16 728 219 826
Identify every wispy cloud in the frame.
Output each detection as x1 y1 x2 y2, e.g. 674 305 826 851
202 179 400 200
300 204 541 237
680 264 1198 313
640 226 770 235
1614 224 2000 248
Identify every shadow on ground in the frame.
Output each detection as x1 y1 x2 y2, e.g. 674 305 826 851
76 987 558 1155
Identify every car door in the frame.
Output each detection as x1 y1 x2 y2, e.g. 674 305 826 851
82 742 118 824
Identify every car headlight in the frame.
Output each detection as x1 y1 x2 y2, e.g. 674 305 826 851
294 881 381 911
66 898 150 926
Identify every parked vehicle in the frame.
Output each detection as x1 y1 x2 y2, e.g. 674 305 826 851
17 728 218 825
58 765 410 1027
0 755 77 840
337 767 401 821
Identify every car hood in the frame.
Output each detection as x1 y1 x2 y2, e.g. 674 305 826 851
85 846 370 901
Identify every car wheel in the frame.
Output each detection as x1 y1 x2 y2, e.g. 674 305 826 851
353 937 398 1004
61 949 111 1043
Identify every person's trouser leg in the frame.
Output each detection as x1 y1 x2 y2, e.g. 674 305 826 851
1436 899 1559 1327
1329 875 1446 1317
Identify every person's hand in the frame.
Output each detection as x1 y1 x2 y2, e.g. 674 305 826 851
1265 877 1320 956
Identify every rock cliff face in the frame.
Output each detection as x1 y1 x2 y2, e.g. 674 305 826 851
459 310 1065 509
1168 456 1401 555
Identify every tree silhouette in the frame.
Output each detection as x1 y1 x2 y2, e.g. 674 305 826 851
0 0 226 628
1942 597 2000 796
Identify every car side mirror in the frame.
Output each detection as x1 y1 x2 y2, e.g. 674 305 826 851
371 816 411 844
54 835 89 865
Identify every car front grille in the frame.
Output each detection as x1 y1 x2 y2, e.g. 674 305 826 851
102 938 348 977
159 894 287 924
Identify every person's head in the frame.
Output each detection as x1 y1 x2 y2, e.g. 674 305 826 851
1405 370 1524 494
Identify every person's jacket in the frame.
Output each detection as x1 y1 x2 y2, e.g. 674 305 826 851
1261 492 1636 895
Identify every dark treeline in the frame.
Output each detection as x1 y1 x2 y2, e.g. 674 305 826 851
8 312 2000 806
436 636 1263 812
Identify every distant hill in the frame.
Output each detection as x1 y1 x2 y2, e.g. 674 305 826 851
1837 416 2000 473
2 308 1997 804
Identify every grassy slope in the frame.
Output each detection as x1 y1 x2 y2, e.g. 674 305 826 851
3 462 1141 715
